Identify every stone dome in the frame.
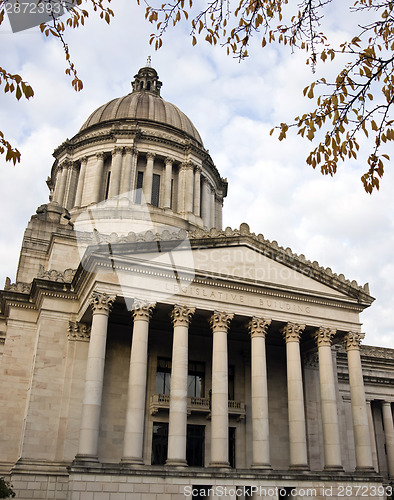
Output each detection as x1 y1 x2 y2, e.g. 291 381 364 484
79 66 203 146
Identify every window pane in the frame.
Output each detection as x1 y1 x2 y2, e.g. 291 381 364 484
187 425 205 466
135 172 144 204
151 423 168 465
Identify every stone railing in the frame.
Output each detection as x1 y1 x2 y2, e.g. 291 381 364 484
149 393 245 420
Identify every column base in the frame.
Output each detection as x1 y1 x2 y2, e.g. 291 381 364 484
355 466 376 472
288 464 309 471
120 457 144 466
251 463 272 470
324 465 344 472
209 461 230 468
165 459 188 467
72 454 101 467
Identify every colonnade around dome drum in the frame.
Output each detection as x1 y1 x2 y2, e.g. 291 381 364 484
51 149 224 231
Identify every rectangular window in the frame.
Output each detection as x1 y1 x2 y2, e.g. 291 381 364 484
188 361 205 398
229 427 236 468
228 365 235 400
135 171 144 204
151 173 160 207
155 357 171 395
151 422 168 465
187 425 205 466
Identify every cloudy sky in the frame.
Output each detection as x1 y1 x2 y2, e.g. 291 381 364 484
0 0 393 347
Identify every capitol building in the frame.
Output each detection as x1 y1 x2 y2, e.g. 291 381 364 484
0 63 393 499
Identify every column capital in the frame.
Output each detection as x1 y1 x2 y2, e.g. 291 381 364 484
313 327 337 347
79 156 88 165
62 158 73 169
112 147 123 156
165 156 175 165
194 165 202 174
201 175 210 185
96 152 105 160
344 331 365 351
282 323 305 343
90 291 116 315
247 317 271 338
132 299 156 320
171 304 195 327
146 152 156 160
180 161 194 171
124 146 136 155
383 401 392 408
209 311 234 332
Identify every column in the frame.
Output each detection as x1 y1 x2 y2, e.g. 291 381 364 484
248 317 271 469
166 305 195 466
143 152 155 204
201 177 212 229
184 162 194 213
122 300 156 464
382 402 394 477
129 148 139 194
120 147 134 195
209 311 234 467
215 194 223 230
64 162 79 210
74 156 88 208
366 401 379 471
344 332 374 470
313 327 342 470
193 166 201 216
177 163 187 213
282 322 309 470
92 152 105 204
76 292 115 462
108 147 123 199
163 157 173 208
56 161 70 206
210 186 216 229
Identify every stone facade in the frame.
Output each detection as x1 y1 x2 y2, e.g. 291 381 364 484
0 64 393 500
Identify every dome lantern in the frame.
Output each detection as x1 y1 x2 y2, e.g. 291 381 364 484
131 60 162 95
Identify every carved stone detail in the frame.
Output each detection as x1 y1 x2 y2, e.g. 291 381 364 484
247 317 271 338
124 146 135 155
282 323 305 343
303 351 319 369
313 327 337 347
90 292 115 315
96 152 105 160
4 277 31 293
209 311 234 332
171 305 195 327
146 152 156 160
180 161 194 171
68 321 91 342
132 299 156 320
37 265 76 283
344 332 365 351
112 147 123 156
165 157 175 165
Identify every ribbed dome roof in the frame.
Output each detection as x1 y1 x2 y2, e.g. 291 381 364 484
79 65 203 146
